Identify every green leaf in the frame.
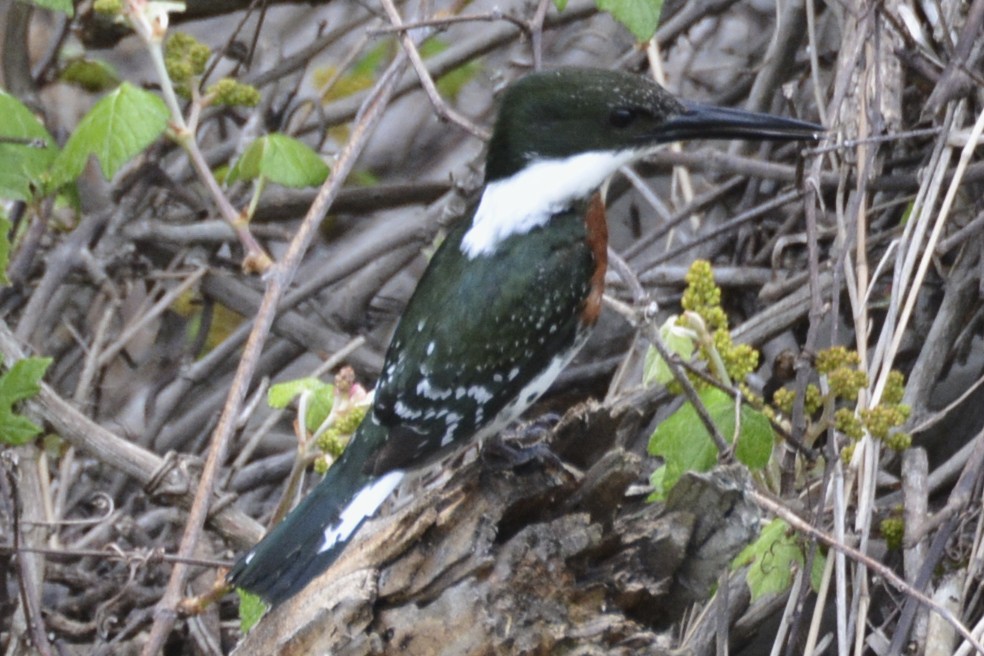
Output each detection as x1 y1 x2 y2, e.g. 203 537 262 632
0 91 59 201
0 411 44 446
733 403 773 470
553 0 569 9
51 82 169 187
596 0 664 42
0 213 10 285
28 0 74 15
0 357 52 446
648 387 774 499
642 316 695 387
648 397 719 500
733 518 804 600
237 588 266 632
267 377 334 433
0 357 52 404
227 134 330 188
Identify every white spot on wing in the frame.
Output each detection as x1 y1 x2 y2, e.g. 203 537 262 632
467 385 493 404
319 471 405 554
475 331 591 442
461 150 636 258
395 400 423 419
417 378 452 400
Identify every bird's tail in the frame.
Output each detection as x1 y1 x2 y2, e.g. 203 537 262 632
227 416 403 606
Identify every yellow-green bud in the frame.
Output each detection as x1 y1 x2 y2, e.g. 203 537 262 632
815 346 860 375
164 33 211 93
827 367 868 401
804 384 823 415
885 431 912 451
316 429 348 458
861 404 909 440
834 408 864 440
773 387 795 415
880 517 904 550
883 370 906 405
207 78 261 107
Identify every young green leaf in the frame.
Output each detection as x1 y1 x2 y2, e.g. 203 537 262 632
648 387 774 498
596 0 664 42
50 82 168 187
733 518 805 600
0 92 59 201
227 134 330 188
642 316 695 387
267 377 335 433
236 588 266 633
0 357 53 446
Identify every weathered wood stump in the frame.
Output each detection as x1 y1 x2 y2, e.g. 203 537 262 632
234 398 759 655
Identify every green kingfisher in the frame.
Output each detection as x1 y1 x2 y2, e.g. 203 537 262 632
227 67 822 606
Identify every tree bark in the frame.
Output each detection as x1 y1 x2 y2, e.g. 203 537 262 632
234 400 760 655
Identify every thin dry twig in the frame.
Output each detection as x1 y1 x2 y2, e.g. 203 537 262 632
139 46 411 656
378 0 490 140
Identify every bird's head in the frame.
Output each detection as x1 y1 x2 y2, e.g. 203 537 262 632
485 68 822 182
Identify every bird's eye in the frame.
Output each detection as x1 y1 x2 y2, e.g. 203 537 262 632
609 108 636 128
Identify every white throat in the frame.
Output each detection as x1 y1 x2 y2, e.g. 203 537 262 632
460 150 636 258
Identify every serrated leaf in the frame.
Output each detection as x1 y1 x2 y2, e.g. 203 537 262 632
642 316 695 387
596 0 663 42
227 134 329 188
648 397 720 500
0 411 44 446
733 404 773 469
733 518 803 600
28 0 74 15
237 588 266 632
51 82 169 187
0 91 59 201
267 377 334 433
0 357 52 404
0 357 52 446
648 387 774 498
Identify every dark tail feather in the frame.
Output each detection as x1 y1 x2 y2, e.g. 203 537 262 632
228 418 401 606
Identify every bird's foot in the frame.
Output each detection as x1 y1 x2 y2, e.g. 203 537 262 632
482 413 567 474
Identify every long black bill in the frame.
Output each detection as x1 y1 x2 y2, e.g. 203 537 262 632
656 101 824 143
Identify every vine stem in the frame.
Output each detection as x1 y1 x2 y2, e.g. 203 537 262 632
123 0 272 271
